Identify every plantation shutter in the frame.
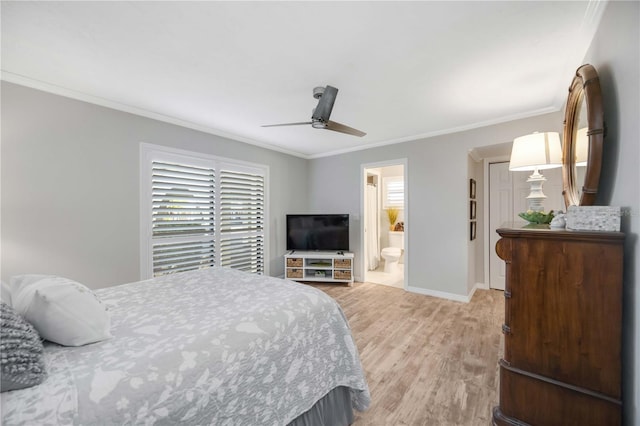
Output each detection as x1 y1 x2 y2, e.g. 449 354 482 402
219 168 265 274
383 176 404 208
151 161 216 276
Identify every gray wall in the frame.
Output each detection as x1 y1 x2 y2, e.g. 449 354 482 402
582 2 640 424
1 82 308 288
473 158 485 287
467 154 484 294
308 111 562 298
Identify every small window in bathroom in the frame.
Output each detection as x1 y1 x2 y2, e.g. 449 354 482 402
383 176 404 209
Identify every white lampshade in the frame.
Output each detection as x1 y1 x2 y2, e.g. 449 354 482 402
575 127 588 166
509 132 562 171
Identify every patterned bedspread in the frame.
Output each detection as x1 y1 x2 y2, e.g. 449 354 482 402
1 268 370 425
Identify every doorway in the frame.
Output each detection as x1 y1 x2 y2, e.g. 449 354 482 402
488 162 511 290
361 160 407 289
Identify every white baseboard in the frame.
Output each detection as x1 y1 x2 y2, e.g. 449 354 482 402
466 282 489 301
406 285 471 303
406 282 489 303
475 282 490 290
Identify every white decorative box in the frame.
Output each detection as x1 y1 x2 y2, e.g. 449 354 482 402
566 206 621 232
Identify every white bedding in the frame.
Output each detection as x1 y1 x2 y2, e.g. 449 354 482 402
1 267 370 425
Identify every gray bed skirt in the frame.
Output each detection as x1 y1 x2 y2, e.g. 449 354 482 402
287 386 355 426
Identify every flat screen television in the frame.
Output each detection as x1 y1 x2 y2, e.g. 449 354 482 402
286 214 349 251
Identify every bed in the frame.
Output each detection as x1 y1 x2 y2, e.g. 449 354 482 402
1 267 370 425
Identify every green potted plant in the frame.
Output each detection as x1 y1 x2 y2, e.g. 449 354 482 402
518 210 555 224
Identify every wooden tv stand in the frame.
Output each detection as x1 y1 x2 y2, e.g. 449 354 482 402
284 251 354 285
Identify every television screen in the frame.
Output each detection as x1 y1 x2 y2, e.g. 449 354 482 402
286 214 349 251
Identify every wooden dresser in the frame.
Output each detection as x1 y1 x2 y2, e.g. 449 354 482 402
492 223 624 426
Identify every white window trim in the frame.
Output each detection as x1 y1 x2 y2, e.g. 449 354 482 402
139 143 269 280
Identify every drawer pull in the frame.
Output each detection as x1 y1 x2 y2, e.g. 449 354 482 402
502 324 511 334
504 290 512 299
500 358 511 367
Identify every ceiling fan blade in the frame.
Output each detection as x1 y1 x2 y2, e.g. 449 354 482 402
325 120 366 137
261 121 312 128
312 85 338 122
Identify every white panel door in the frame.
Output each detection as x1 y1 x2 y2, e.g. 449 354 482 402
489 163 565 290
512 171 530 218
489 162 512 290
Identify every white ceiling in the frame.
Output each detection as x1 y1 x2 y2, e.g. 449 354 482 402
1 1 605 159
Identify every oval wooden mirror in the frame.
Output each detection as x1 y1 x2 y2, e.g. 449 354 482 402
562 64 604 207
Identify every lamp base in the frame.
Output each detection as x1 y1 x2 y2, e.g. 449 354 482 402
526 168 547 212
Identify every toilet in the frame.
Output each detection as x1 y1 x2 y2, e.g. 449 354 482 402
381 231 404 274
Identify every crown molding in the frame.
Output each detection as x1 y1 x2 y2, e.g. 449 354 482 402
1 71 309 159
3 71 562 161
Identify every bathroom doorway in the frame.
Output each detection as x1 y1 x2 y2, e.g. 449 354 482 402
361 160 407 289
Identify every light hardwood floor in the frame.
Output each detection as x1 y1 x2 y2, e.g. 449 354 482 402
309 282 504 426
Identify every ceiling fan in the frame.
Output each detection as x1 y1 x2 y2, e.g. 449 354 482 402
262 85 366 137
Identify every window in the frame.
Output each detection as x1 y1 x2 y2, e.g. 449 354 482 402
151 161 216 276
140 144 267 279
218 168 265 274
383 176 404 208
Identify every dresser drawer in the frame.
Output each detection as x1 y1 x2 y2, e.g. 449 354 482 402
497 361 621 426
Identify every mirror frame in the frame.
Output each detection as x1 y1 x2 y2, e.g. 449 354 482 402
562 64 604 207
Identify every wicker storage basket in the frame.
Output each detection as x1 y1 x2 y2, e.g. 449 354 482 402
286 268 303 279
334 259 352 269
286 258 303 267
334 270 352 280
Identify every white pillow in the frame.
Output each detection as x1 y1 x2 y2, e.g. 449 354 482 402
10 275 112 346
1 280 12 306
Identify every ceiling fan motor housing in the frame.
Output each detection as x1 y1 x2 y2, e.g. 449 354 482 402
262 85 365 137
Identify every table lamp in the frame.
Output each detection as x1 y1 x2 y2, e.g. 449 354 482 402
509 131 562 212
